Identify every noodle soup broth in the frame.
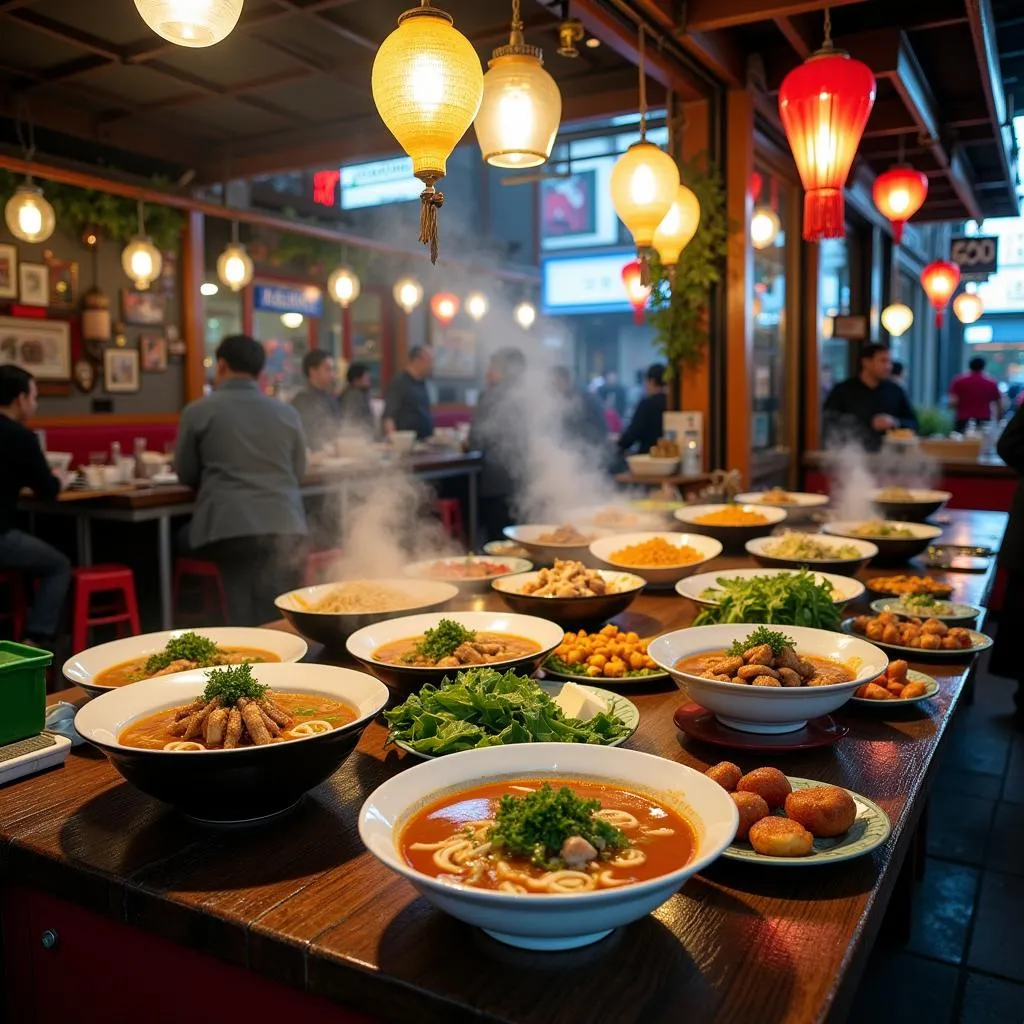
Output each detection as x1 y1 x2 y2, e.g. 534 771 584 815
96 646 279 688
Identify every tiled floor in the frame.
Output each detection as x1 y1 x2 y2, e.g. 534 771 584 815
850 635 1024 1023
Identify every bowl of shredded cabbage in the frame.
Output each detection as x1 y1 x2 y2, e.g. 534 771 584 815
745 532 878 576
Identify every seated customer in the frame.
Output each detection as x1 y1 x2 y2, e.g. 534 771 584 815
175 335 308 626
0 365 71 649
383 345 434 440
618 363 668 454
337 361 376 436
290 350 341 452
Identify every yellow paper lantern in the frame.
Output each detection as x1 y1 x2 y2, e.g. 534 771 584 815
122 237 163 290
327 266 361 308
4 182 55 243
750 206 781 250
652 185 701 269
610 142 680 249
371 3 483 261
134 0 243 47
394 276 424 314
953 291 983 325
880 302 913 338
465 292 489 320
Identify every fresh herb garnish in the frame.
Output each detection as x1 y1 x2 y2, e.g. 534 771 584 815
402 618 476 664
727 626 794 657
694 569 841 630
201 663 267 707
144 631 221 674
489 783 630 869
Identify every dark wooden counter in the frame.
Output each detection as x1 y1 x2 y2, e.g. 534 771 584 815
804 449 1013 479
0 510 1006 1024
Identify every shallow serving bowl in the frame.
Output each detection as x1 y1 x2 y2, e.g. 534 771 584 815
358 742 738 950
491 569 645 627
565 504 674 533
588 532 722 588
734 491 829 523
744 534 878 576
822 520 943 564
869 489 952 522
63 627 309 700
626 454 680 477
648 624 887 734
676 568 865 608
274 579 459 650
503 524 609 567
673 503 788 550
345 610 564 691
74 663 389 823
403 556 533 594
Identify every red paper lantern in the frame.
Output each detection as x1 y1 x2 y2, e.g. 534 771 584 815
621 260 651 325
778 50 876 242
429 292 460 326
920 260 960 327
873 166 928 243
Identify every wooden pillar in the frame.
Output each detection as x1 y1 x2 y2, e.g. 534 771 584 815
182 210 206 404
724 90 754 485
801 240 822 461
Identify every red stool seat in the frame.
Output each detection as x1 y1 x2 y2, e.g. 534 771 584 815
305 548 343 587
72 564 141 654
436 498 464 545
0 570 27 641
173 557 228 625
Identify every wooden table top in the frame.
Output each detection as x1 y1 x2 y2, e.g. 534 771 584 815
0 508 1006 1024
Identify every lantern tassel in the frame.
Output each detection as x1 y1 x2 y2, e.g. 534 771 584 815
892 221 906 245
639 250 651 287
419 183 445 264
802 188 845 242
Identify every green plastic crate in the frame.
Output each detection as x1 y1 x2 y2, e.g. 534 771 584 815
0 641 53 746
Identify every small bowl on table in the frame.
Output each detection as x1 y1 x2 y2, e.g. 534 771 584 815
588 532 722 588
673 503 788 551
822 521 943 564
869 489 952 522
734 491 829 523
403 556 533 594
626 454 680 477
491 569 645 628
502 524 607 568
744 534 878 576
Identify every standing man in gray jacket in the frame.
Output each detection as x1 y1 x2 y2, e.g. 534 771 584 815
175 334 308 625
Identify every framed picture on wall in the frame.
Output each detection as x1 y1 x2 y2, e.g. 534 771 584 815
140 333 167 371
44 255 78 310
428 319 478 379
0 244 16 300
121 288 166 325
18 263 49 307
0 316 71 380
104 348 140 393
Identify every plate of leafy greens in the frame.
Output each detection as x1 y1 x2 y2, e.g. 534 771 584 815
384 666 639 758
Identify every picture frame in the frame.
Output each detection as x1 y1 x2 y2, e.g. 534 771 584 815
121 288 166 325
18 263 49 307
44 254 78 310
0 244 16 300
104 348 140 393
0 315 71 380
73 358 98 393
428 318 478 379
140 332 167 371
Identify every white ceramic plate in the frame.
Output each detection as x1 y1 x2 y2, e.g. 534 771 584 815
840 619 992 659
673 503 788 530
868 488 952 505
734 492 829 522
822 520 943 544
542 656 669 685
849 669 940 706
869 598 979 623
745 534 879 568
588 532 722 587
676 568 865 608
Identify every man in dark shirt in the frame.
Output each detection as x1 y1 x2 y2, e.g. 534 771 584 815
383 345 434 440
337 362 376 437
823 343 917 451
290 350 340 452
0 365 71 645
618 363 668 454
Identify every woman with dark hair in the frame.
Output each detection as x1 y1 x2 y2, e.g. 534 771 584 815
618 363 668 454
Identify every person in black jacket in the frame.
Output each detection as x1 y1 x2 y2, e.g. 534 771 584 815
0 365 71 646
618 363 668 454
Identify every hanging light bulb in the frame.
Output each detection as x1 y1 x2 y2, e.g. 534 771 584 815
465 291 489 320
621 260 651 325
430 292 460 325
920 260 960 327
953 290 984 325
751 206 781 250
873 165 928 244
371 3 483 262
134 0 244 48
4 181 55 243
121 201 163 291
474 0 561 169
778 9 876 242
514 301 536 329
280 312 304 329
881 302 914 338
652 185 701 275
200 282 219 296
394 276 424 314
327 265 360 308
216 222 254 292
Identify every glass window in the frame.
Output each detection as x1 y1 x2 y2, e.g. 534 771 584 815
819 236 854 402
252 309 310 399
202 288 243 390
349 290 386 391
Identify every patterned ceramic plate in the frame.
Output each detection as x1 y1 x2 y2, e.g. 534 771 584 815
849 669 940 706
841 618 992 659
391 682 640 760
542 655 669 686
869 598 980 623
721 777 891 866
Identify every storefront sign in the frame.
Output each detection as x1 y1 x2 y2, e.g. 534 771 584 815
832 314 868 339
253 285 323 318
340 158 422 210
540 250 635 315
950 235 999 280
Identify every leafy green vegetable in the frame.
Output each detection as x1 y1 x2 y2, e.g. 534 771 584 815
727 626 794 657
693 569 841 631
201 664 267 707
403 618 476 663
144 631 221 674
384 667 630 756
489 783 630 868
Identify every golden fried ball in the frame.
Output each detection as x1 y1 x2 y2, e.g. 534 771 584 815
737 766 792 809
706 761 742 792
730 791 770 841
748 816 814 857
784 786 857 838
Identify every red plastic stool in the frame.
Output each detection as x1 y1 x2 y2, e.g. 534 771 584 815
436 498 464 544
173 557 229 624
305 548 344 587
72 564 141 654
0 570 27 641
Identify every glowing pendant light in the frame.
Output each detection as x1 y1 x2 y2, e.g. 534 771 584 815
751 206 781 249
371 2 484 263
5 181 55 243
134 0 244 48
430 291 460 325
514 301 536 329
394 276 424 314
121 201 163 291
621 260 651 325
216 222 254 292
953 289 983 325
920 260 960 327
652 185 700 275
873 166 928 243
465 291 489 320
474 0 561 169
327 265 360 308
881 302 914 338
778 9 876 242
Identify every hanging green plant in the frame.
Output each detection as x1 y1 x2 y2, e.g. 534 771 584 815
645 155 728 373
250 219 373 281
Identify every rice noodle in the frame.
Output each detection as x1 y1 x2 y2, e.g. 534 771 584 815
610 848 646 867
433 840 475 873
594 808 640 830
499 881 527 894
598 870 633 888
642 827 676 837
544 870 597 893
295 582 425 614
290 720 332 737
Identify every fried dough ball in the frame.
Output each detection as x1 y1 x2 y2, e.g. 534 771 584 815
748 816 814 857
856 682 893 700
731 791 770 841
888 659 909 683
706 761 742 792
784 786 857 838
737 766 791 809
900 680 928 699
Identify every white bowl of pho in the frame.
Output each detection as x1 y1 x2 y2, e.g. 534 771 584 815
503 524 609 567
358 742 738 950
74 662 389 823
346 611 564 690
403 555 533 593
62 627 308 700
648 624 887 734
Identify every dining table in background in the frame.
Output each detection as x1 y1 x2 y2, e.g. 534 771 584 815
0 508 1005 1024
